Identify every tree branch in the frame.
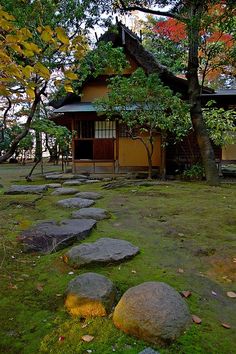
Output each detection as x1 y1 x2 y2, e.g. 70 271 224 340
118 0 186 22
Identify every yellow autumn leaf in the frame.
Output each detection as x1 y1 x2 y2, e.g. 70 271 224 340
6 34 18 43
64 70 77 80
59 44 69 53
0 85 10 96
55 27 69 45
41 30 53 43
0 9 15 21
19 27 32 40
22 49 34 58
22 42 41 54
26 87 35 99
64 84 74 93
0 18 14 31
22 65 34 78
34 62 50 80
8 43 23 55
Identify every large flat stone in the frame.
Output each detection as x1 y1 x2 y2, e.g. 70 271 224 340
75 192 102 200
19 219 96 253
57 198 94 208
65 272 116 317
51 187 78 196
72 207 110 221
5 184 48 194
64 238 139 268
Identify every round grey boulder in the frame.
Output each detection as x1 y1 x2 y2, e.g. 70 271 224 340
65 272 116 317
75 192 102 200
51 187 78 196
72 207 110 221
113 282 191 345
64 238 139 268
57 198 94 208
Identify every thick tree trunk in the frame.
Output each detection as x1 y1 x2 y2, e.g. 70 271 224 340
187 3 219 186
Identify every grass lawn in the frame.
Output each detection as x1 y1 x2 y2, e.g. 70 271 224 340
0 163 236 354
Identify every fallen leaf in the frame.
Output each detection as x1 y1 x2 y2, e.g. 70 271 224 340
8 284 18 289
56 293 62 297
226 291 236 298
81 335 94 342
178 268 184 273
58 336 65 341
131 270 137 274
180 290 192 298
36 283 44 292
192 315 202 324
211 291 217 296
221 323 231 329
81 323 88 328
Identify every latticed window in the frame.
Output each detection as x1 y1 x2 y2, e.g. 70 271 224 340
75 120 116 138
95 121 116 138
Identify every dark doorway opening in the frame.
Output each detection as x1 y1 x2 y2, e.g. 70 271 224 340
74 140 93 159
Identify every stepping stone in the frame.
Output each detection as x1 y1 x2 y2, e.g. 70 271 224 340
51 187 78 196
45 183 61 189
113 282 191 346
63 180 83 186
75 192 102 200
57 198 94 208
44 173 75 180
86 179 100 183
65 272 116 317
19 219 96 253
139 349 160 354
64 238 139 268
72 207 110 221
5 184 48 194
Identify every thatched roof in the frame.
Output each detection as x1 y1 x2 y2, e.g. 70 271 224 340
99 22 213 96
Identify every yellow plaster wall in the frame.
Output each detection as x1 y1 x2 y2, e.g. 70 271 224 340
81 83 109 102
119 136 161 167
80 55 138 102
222 144 236 160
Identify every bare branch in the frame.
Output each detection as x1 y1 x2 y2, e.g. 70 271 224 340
118 0 186 22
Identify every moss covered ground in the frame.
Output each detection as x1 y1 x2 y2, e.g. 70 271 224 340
0 163 236 354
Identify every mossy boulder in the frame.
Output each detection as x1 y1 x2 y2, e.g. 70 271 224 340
113 282 191 346
65 272 116 317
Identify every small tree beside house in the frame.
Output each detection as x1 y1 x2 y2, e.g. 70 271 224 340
96 68 190 179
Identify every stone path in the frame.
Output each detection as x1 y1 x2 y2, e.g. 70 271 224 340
11 177 189 348
57 197 95 208
51 187 78 196
64 237 139 268
5 184 48 194
72 207 110 220
19 219 96 253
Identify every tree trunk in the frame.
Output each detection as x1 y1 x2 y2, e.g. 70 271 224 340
0 95 40 163
34 131 42 162
187 3 219 186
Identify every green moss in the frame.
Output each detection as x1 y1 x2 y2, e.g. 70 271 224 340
0 164 236 353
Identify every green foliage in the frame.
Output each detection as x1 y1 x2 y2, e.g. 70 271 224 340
96 68 190 139
183 163 205 180
203 101 236 146
32 118 72 154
